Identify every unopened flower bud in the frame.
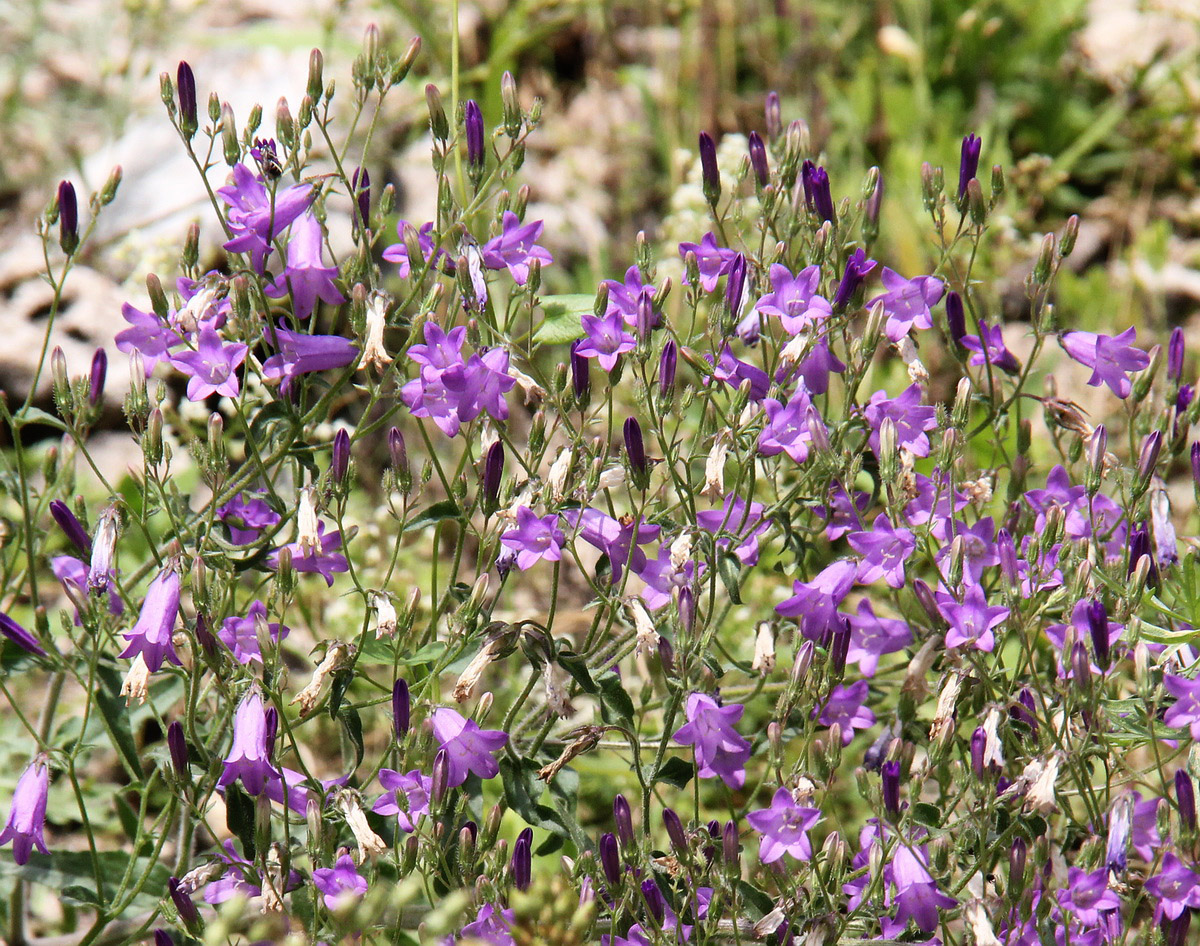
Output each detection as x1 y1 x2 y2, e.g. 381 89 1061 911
698 131 720 208
392 678 410 739
220 103 239 166
51 500 91 555
482 441 504 514
570 339 590 405
331 428 351 484
882 760 901 820
624 417 647 489
748 131 769 188
465 99 485 170
501 71 521 136
765 91 781 142
662 807 687 854
511 828 532 890
1137 430 1162 488
167 720 189 778
946 290 967 347
966 177 986 226
1177 769 1196 832
957 133 982 201
57 180 79 255
613 794 634 848
425 84 448 140
393 36 422 87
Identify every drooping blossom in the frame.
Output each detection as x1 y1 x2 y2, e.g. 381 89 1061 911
672 692 751 789
0 757 50 864
575 311 635 372
816 680 875 744
846 600 912 677
746 787 822 863
217 492 281 545
500 508 565 570
678 232 739 292
430 707 508 788
217 163 314 273
1060 327 1151 399
261 323 358 395
961 320 1020 373
170 325 247 401
753 264 832 334
264 213 346 319
119 567 182 672
848 515 915 589
480 212 553 285
708 345 769 401
372 769 432 832
868 268 944 341
267 521 349 586
115 304 185 374
776 559 856 642
563 508 661 583
696 495 771 567
219 600 289 665
312 852 368 910
864 384 938 457
218 689 280 796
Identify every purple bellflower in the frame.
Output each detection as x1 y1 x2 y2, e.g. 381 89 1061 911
815 680 876 744
846 600 912 676
775 559 857 642
115 303 185 375
1060 327 1151 398
0 611 47 657
217 163 314 273
460 904 516 946
169 325 247 401
430 707 508 788
218 689 280 796
678 232 739 292
833 248 877 309
758 391 825 465
1144 853 1200 923
382 220 446 278
634 543 701 611
696 495 770 566
1164 674 1200 739
119 567 182 672
564 507 661 583
480 212 553 285
51 556 122 625
753 264 832 334
217 491 280 545
603 266 658 327
264 213 346 320
848 515 916 588
868 268 944 341
267 521 349 586
576 311 635 372
262 323 357 395
312 852 368 910
961 320 1020 374
0 756 50 864
500 508 565 570
936 585 1008 652
673 692 752 789
865 384 938 457
1044 600 1124 679
219 600 289 665
935 517 1000 586
372 768 432 832
746 787 822 863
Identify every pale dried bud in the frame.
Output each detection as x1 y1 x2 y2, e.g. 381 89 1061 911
669 532 693 571
965 900 1001 946
629 599 661 657
929 672 964 747
751 623 776 673
336 789 388 861
597 465 625 491
753 908 787 940
960 475 994 506
704 433 730 499
779 331 810 366
542 662 574 718
980 707 1004 771
371 592 397 638
360 291 392 371
509 366 546 405
291 640 354 715
120 653 152 706
537 726 603 782
902 635 942 701
894 336 929 386
546 448 573 504
455 637 504 703
1026 754 1062 813
296 487 321 555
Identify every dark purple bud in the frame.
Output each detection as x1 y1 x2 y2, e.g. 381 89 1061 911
636 291 655 340
155 930 175 946
613 794 634 848
1071 641 1091 687
1138 430 1162 484
722 820 739 870
829 617 850 678
331 428 350 483
801 159 816 211
0 611 47 658
50 500 91 555
1009 688 1038 735
912 579 942 628
1177 769 1196 832
1008 838 1027 891
659 340 677 396
1169 326 1185 382
1127 522 1157 585
194 613 220 660
570 338 590 401
945 291 967 347
662 807 687 853
725 253 746 314
748 131 769 187
832 248 876 310
881 760 900 820
1177 384 1194 418
624 417 646 482
863 722 896 772
810 165 835 224
177 61 197 138
461 819 478 844
599 832 621 887
865 167 884 229
958 134 982 200
765 92 781 142
392 678 410 739
698 131 720 207
263 706 278 754
167 720 189 777
88 348 107 407
465 100 485 169
511 828 532 890
970 727 986 778
1192 442 1200 487
997 528 1018 586
1167 912 1192 946
57 181 78 254
169 876 200 927
641 879 666 925
657 634 676 676
432 747 450 802
350 167 371 230
1086 600 1110 669
483 441 504 511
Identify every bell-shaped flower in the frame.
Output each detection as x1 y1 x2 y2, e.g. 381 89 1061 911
264 213 346 319
218 689 281 796
0 757 50 864
119 568 182 672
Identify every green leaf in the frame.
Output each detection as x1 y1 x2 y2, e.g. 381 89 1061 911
340 706 365 771
498 757 570 839
329 667 354 718
653 756 695 790
0 850 171 915
224 782 256 861
358 638 448 667
533 294 592 344
736 880 776 921
912 802 941 828
597 672 635 726
13 406 68 432
404 500 463 533
556 648 597 693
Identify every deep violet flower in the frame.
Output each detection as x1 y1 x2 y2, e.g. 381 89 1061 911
868 268 944 341
500 507 565 570
1055 866 1121 929
576 311 635 372
372 769 432 832
312 852 368 910
218 600 289 665
709 345 770 401
1060 327 1151 399
267 522 349 586
961 320 1020 374
217 492 280 545
480 212 553 285
753 264 832 334
0 611 47 657
833 248 877 309
169 325 247 401
696 495 770 566
1144 853 1200 923
119 567 182 672
217 163 313 273
382 220 446 278
430 707 508 788
847 515 915 588
603 265 658 327
0 757 50 864
563 507 661 582
261 323 357 395
673 692 751 789
958 134 982 199
1044 600 1124 679
935 585 1008 652
775 559 857 643
218 689 280 796
264 213 346 320
758 391 825 465
678 232 739 292
846 599 912 676
746 787 822 863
